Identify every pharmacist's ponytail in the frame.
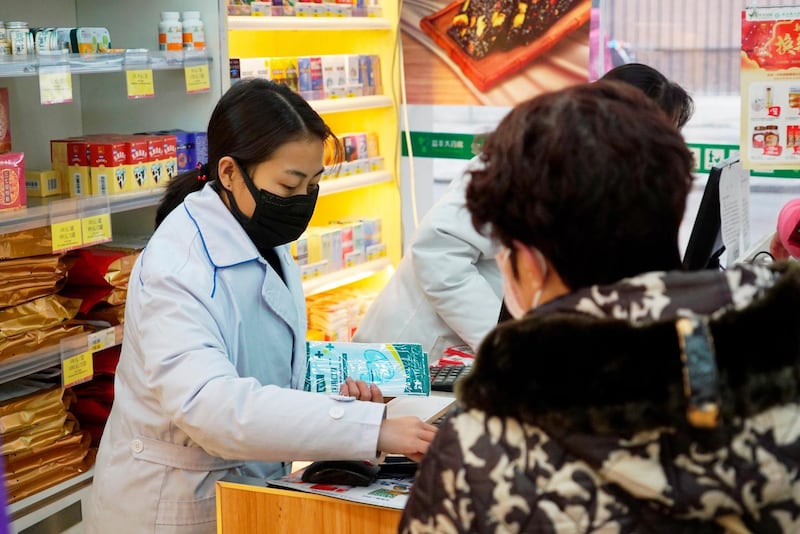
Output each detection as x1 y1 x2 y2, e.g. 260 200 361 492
154 78 339 229
155 164 210 228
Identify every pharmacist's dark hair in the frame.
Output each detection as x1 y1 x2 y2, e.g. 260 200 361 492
466 80 694 290
155 79 339 228
601 63 694 129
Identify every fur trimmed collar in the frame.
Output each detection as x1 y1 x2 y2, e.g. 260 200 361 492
459 262 800 435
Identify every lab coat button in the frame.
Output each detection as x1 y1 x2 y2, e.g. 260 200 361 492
329 406 345 419
131 439 144 454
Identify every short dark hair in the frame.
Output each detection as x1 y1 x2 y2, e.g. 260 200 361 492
601 63 694 129
155 79 338 227
466 80 694 290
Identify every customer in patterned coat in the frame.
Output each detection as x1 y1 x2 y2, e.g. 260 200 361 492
400 80 800 533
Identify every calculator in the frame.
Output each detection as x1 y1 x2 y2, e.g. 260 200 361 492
429 364 470 392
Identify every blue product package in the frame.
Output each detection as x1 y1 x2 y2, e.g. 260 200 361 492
170 130 194 173
194 132 208 167
298 57 312 99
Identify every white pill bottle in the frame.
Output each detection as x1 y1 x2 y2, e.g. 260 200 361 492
159 11 182 51
181 11 205 50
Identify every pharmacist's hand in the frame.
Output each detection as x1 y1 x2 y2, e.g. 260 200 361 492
378 417 437 463
339 377 383 403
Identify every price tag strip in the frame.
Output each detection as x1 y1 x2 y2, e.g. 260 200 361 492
39 65 73 105
185 63 210 94
88 327 116 353
126 69 155 99
50 197 113 253
82 212 112 246
62 349 94 388
50 218 83 253
61 327 117 388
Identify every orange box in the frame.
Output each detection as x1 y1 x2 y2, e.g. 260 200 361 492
0 151 25 211
0 88 10 154
124 137 151 191
89 141 128 195
144 135 166 187
67 141 91 197
162 134 178 182
51 136 85 186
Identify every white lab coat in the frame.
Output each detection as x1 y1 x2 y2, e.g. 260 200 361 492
354 169 503 362
84 184 385 534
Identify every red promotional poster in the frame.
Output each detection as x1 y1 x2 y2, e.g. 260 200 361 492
741 6 800 170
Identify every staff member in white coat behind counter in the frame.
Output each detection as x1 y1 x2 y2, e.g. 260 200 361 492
84 78 436 534
354 63 693 360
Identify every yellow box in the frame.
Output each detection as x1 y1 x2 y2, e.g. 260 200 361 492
25 170 62 197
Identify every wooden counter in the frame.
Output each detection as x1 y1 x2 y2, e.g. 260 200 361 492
216 480 402 534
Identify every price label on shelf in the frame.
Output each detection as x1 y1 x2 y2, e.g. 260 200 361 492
39 65 73 105
82 212 112 246
88 327 116 353
126 69 155 99
62 350 94 388
184 64 211 94
51 219 83 253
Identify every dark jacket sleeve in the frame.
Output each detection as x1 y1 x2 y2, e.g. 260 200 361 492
399 416 469 533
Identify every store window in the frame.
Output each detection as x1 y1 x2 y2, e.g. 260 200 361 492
596 0 784 96
594 0 800 256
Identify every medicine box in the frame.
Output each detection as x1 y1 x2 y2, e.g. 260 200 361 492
26 169 61 197
0 152 25 211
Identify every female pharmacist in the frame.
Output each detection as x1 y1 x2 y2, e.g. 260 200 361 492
84 78 436 534
354 63 693 358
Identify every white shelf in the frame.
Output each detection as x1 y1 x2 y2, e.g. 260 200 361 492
303 257 391 296
319 171 392 196
0 51 211 79
8 467 93 532
308 95 393 114
228 16 392 31
0 188 164 236
0 325 123 387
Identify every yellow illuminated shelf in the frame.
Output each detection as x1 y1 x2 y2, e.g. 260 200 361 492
319 171 392 196
302 257 391 296
308 95 393 114
228 16 392 31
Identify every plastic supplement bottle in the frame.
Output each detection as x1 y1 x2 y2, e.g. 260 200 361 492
159 12 182 52
181 11 205 50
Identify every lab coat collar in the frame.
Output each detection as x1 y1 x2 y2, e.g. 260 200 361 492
184 184 307 384
183 183 260 268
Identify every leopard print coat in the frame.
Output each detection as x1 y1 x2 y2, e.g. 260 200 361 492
400 262 800 533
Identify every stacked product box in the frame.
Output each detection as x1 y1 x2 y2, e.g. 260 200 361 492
327 131 382 177
0 151 25 213
169 130 208 173
230 54 382 98
25 170 61 198
292 218 384 278
229 0 381 17
49 134 181 196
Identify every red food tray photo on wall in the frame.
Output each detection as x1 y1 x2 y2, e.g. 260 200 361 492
420 0 592 92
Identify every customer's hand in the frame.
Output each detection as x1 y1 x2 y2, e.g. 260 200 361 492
339 377 383 403
378 417 437 463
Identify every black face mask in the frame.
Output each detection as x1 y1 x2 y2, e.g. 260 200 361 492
224 160 318 251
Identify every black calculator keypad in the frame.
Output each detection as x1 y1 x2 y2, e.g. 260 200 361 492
429 364 469 392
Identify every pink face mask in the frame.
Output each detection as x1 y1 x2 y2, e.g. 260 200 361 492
495 246 548 319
